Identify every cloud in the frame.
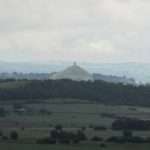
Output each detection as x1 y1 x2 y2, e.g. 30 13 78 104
0 0 150 63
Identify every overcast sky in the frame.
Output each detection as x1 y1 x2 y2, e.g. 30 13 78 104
0 0 150 63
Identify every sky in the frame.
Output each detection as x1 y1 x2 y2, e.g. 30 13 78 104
0 0 150 63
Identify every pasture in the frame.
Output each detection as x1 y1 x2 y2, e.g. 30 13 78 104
0 99 150 149
1 143 150 150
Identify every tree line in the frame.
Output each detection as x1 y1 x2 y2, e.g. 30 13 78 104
0 79 150 106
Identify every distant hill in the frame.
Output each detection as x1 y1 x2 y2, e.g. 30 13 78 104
0 72 135 85
0 61 149 83
93 73 135 85
86 63 150 84
49 63 94 81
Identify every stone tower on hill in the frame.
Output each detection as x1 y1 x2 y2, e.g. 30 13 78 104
49 62 93 81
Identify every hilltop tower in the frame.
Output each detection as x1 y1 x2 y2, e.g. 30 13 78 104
49 63 93 81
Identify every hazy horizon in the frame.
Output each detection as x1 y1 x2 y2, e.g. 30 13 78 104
0 61 149 83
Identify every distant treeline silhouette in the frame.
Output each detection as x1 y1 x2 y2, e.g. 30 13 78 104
0 79 150 106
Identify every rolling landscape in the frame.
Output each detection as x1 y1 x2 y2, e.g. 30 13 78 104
0 77 150 149
0 63 149 150
1 0 150 149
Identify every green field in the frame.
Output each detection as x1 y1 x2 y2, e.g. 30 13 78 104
1 101 150 128
1 99 150 149
1 143 150 150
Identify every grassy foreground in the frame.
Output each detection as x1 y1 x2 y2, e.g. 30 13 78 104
1 143 150 150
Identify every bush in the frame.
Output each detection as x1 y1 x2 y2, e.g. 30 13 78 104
21 127 25 131
72 139 80 144
145 137 150 143
128 136 145 143
0 107 6 117
36 138 56 144
2 136 8 141
89 124 93 128
106 136 146 143
50 129 86 144
13 104 22 110
39 109 52 115
10 131 19 140
100 143 107 148
106 136 123 143
59 139 71 144
93 126 107 131
112 118 150 130
81 126 86 131
50 129 59 139
76 130 87 141
50 127 89 144
55 124 63 131
91 136 103 142
0 130 3 136
123 130 133 138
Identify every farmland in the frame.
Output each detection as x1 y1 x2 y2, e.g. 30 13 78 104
0 99 150 149
1 143 150 150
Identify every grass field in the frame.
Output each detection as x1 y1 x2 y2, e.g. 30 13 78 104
1 99 150 149
0 80 30 89
1 102 150 128
1 101 150 137
1 143 150 150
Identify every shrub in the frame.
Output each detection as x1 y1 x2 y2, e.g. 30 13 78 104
107 136 119 143
36 138 56 144
13 104 22 110
72 139 80 144
93 126 107 131
81 126 86 131
91 136 103 142
39 109 52 115
10 131 19 140
89 124 93 128
0 130 3 136
112 118 150 130
76 130 87 141
123 130 133 138
0 107 6 117
106 136 146 143
2 136 8 141
50 129 59 139
59 139 71 144
128 136 145 143
55 124 63 131
100 143 107 148
50 129 87 144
